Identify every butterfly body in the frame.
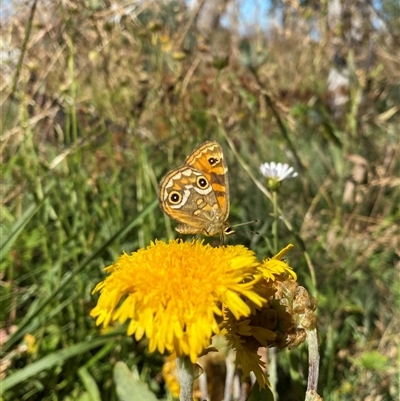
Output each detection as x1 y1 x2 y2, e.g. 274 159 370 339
159 141 233 237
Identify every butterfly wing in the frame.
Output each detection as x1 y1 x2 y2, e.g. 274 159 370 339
158 165 223 234
184 141 230 221
158 141 231 236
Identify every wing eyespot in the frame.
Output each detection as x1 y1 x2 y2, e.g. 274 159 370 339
208 157 219 166
196 176 209 189
168 191 182 204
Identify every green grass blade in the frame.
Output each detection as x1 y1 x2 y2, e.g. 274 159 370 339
78 367 102 401
0 199 45 262
1 337 112 393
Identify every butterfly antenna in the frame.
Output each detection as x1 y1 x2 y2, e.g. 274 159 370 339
230 219 259 229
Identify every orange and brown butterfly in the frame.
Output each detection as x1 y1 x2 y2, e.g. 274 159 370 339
158 141 234 237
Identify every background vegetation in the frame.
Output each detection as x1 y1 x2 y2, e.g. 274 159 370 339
1 0 399 400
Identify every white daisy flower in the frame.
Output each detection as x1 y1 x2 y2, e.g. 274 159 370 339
260 162 298 181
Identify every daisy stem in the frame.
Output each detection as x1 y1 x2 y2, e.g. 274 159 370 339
269 190 279 400
177 356 194 401
272 190 278 255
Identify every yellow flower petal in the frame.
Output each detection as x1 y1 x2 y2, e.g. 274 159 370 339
258 245 297 281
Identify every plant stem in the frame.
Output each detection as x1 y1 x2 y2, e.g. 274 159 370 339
268 347 278 401
6 0 38 120
269 190 279 399
177 356 194 401
306 328 320 392
272 190 278 254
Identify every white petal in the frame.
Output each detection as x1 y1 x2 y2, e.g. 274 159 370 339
260 160 298 180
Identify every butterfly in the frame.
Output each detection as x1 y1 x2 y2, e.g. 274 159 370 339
158 141 234 237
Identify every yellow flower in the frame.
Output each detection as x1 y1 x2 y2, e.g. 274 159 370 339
91 240 265 363
20 333 38 356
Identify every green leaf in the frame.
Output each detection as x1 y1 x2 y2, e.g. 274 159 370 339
113 361 158 401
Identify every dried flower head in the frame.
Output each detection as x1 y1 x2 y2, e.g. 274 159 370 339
224 245 317 387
